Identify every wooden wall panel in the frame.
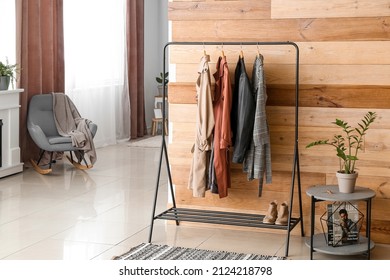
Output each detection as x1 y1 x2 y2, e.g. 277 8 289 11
267 85 390 109
168 0 390 244
169 83 390 109
169 0 271 20
272 0 390 19
298 41 390 65
170 41 390 65
172 18 390 42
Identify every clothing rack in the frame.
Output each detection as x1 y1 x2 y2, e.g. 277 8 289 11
148 41 304 257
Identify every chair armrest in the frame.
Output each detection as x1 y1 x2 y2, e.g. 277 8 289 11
27 123 52 151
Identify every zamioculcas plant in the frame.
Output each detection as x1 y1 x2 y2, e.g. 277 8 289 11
306 111 377 174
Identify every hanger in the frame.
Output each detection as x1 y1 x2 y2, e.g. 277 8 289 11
240 44 244 58
256 43 261 58
221 43 225 57
202 43 211 62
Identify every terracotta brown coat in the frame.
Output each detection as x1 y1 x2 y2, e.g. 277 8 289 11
212 56 233 198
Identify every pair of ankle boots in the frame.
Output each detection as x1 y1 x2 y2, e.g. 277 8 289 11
262 201 289 225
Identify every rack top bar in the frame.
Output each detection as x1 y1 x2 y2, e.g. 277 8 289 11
165 41 297 46
164 41 299 51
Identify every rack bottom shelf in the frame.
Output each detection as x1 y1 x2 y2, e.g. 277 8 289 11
154 207 301 231
305 234 375 256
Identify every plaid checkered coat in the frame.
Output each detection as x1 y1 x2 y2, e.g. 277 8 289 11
243 55 272 196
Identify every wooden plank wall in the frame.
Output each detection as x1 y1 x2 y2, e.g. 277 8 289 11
167 0 390 244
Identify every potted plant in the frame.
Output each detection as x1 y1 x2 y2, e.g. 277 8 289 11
306 111 377 193
156 71 169 96
0 58 18 90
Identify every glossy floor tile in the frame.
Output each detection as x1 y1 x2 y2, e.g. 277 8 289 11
0 139 389 260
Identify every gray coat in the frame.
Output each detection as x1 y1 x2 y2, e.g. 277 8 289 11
243 55 272 196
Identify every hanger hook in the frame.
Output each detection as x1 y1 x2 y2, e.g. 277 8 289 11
257 42 261 57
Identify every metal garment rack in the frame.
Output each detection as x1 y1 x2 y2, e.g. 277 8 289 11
148 41 304 257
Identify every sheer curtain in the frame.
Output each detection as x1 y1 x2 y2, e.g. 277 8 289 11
0 0 16 71
63 0 130 147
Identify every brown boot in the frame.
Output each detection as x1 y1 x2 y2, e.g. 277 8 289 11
263 201 278 224
275 202 289 225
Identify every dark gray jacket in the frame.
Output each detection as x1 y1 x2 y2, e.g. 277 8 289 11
231 57 256 163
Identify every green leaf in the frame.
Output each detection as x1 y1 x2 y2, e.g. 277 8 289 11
346 155 358 161
306 139 329 148
336 147 347 160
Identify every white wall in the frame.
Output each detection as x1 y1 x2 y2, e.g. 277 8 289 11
0 0 16 69
144 0 168 133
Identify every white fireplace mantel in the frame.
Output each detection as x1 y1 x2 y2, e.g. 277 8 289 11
0 89 24 178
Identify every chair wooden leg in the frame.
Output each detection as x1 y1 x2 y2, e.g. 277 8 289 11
31 150 53 174
66 153 93 170
30 158 52 175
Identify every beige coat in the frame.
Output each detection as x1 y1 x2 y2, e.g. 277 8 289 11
188 55 215 197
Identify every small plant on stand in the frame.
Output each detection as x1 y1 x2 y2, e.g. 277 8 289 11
306 111 377 193
0 58 19 90
156 72 169 96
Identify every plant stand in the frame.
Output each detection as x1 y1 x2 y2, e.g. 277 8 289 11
306 185 375 259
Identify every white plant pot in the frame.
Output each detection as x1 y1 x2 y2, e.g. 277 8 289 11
336 171 358 193
157 85 168 96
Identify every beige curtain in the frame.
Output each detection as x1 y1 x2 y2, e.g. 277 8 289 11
126 0 146 138
16 0 65 163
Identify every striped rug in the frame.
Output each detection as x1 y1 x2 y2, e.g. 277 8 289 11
112 243 286 260
127 136 164 148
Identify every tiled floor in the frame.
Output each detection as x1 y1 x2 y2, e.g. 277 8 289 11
0 139 389 260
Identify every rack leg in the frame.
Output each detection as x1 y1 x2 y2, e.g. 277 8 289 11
310 196 315 260
285 148 301 257
366 198 372 260
296 154 305 237
284 230 291 257
285 184 293 257
148 136 165 243
162 136 179 226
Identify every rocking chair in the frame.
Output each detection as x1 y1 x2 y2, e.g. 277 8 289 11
27 94 98 174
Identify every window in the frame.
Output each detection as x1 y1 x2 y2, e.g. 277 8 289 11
64 0 130 147
0 0 16 81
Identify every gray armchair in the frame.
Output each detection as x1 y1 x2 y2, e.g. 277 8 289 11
27 94 97 174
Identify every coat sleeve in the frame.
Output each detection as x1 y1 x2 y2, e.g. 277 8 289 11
196 60 215 151
219 62 232 150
